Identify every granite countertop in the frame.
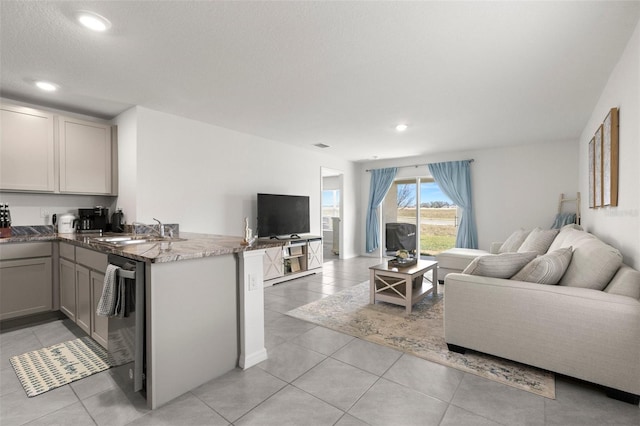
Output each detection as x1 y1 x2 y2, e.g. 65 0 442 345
0 228 284 263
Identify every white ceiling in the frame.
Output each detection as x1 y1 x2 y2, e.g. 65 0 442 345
2 1 639 162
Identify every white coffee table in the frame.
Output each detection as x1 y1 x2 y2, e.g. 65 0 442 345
369 259 438 314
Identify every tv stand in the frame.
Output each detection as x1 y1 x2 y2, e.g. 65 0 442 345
268 234 302 240
260 235 323 286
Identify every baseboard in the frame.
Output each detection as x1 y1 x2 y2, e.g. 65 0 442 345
605 387 640 405
239 348 268 369
0 311 66 333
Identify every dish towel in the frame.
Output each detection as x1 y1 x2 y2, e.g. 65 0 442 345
113 272 126 318
97 264 121 316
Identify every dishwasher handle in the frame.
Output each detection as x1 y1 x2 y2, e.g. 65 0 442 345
115 268 136 280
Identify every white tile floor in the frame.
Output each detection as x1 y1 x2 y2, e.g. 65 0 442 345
1 256 639 425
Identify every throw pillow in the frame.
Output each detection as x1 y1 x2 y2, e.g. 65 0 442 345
498 228 530 253
517 227 559 255
511 247 573 285
462 252 538 279
559 238 623 290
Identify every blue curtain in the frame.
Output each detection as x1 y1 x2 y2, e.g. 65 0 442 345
428 161 478 249
366 167 398 252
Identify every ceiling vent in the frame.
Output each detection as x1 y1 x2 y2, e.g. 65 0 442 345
313 143 331 149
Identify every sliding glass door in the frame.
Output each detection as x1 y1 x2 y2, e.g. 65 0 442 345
383 178 457 257
418 181 457 256
383 179 419 255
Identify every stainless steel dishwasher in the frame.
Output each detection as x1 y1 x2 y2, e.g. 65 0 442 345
107 254 146 393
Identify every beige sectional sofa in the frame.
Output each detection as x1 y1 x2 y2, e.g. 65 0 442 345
442 225 640 404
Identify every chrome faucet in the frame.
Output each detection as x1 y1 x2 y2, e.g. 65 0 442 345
153 218 165 237
132 219 166 238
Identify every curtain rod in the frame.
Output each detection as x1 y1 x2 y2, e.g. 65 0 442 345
365 159 474 172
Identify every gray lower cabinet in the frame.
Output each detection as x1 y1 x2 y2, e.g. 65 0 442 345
0 242 53 320
90 270 108 348
58 243 108 348
59 257 76 321
75 264 91 335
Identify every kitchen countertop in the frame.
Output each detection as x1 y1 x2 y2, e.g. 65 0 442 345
0 230 284 263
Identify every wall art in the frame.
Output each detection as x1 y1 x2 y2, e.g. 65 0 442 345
594 124 602 208
589 107 619 209
588 137 595 208
602 108 619 206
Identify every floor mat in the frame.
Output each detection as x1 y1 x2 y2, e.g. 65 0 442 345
10 336 112 397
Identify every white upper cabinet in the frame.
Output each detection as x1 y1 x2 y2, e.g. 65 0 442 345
59 116 113 194
0 105 55 192
0 102 116 195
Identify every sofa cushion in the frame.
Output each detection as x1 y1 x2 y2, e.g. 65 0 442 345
517 227 559 255
498 229 530 253
462 252 537 279
559 237 623 290
547 224 588 252
436 248 490 272
511 247 573 285
604 264 640 300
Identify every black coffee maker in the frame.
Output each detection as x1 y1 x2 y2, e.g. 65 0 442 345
77 207 109 233
111 208 125 233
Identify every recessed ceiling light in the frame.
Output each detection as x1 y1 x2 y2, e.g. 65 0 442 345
313 143 331 149
75 10 111 32
35 81 58 92
395 124 408 132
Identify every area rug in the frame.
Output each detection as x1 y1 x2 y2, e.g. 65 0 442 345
287 282 555 399
10 336 113 397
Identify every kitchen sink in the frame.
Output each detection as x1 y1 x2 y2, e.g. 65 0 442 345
91 235 185 247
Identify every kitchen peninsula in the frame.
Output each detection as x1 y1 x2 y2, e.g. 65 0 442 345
1 230 282 409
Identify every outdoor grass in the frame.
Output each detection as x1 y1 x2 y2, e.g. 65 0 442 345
421 224 456 255
392 208 458 255
397 207 457 221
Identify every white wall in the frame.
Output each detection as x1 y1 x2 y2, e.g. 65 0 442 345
578 19 639 269
121 107 360 258
359 140 579 256
113 107 138 225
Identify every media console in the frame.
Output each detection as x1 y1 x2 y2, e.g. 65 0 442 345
259 235 323 286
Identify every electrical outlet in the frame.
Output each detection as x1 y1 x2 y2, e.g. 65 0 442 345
40 208 50 218
248 274 258 291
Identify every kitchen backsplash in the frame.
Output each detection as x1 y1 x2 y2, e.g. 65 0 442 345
1 224 180 238
5 225 55 236
128 223 180 236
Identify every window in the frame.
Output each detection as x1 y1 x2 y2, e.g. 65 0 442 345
383 178 457 257
322 189 340 231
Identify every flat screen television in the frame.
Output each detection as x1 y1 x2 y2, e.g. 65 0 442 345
257 193 310 238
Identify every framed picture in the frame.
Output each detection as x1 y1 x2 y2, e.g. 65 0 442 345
602 108 619 206
594 125 603 208
588 137 595 208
